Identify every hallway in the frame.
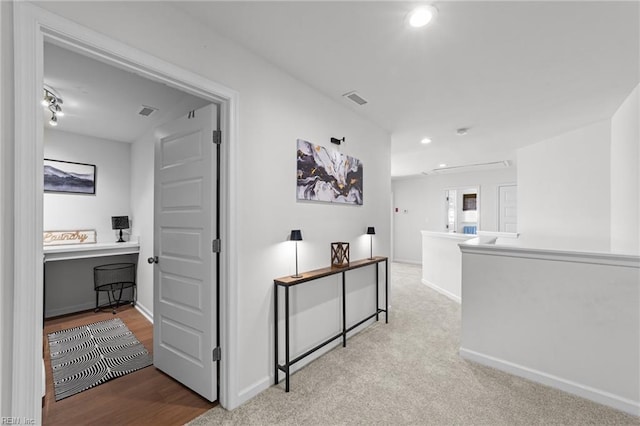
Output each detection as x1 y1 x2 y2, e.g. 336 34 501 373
190 263 638 425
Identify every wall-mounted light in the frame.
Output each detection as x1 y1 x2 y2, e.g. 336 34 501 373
290 229 303 278
42 85 64 127
330 137 345 145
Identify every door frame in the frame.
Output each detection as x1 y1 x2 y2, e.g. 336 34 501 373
13 3 239 420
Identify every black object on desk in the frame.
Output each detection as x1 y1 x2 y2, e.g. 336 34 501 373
273 256 388 392
111 216 130 243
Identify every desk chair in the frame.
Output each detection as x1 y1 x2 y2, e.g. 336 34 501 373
93 263 136 314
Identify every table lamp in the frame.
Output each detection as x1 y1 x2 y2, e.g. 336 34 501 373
290 229 303 278
367 226 375 259
112 216 130 243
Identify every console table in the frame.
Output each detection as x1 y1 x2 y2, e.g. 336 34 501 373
274 256 388 392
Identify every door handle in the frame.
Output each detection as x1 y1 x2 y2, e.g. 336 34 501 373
147 256 158 264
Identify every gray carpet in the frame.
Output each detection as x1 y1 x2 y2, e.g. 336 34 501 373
190 262 639 425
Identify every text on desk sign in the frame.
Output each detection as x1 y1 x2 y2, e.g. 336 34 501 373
43 230 97 246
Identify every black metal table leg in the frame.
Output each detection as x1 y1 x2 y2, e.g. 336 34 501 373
43 259 46 324
375 263 379 321
285 286 290 392
342 272 346 347
385 259 389 324
274 282 278 385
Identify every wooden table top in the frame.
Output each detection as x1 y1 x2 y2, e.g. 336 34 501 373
274 256 387 286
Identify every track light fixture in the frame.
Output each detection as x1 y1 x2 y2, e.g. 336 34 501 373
54 104 64 117
42 85 64 127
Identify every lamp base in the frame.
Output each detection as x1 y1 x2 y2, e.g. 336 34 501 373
291 274 302 278
116 229 125 243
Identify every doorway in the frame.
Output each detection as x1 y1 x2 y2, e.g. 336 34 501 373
13 3 238 421
498 184 518 233
444 186 480 234
42 39 219 404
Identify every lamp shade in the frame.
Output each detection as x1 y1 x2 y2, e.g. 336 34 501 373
111 216 130 230
290 229 303 241
366 227 376 235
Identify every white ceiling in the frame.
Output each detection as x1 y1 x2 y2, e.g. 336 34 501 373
44 2 639 177
43 42 208 143
175 0 639 177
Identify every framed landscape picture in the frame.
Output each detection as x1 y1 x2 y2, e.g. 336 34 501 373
44 159 96 194
296 139 363 205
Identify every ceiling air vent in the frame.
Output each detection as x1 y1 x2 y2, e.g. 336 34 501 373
342 91 368 106
138 105 158 117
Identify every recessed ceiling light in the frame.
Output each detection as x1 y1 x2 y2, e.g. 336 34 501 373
421 137 432 144
408 5 438 28
439 163 447 168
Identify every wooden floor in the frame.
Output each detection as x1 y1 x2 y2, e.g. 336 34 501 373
43 306 216 426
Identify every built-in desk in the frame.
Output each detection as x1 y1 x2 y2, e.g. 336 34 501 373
274 256 388 392
43 241 140 262
43 242 140 318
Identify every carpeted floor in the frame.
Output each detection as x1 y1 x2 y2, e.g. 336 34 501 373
189 262 639 425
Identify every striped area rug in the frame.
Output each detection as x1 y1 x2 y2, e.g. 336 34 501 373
47 318 153 401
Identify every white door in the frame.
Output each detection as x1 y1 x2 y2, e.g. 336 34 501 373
498 185 517 233
152 103 218 401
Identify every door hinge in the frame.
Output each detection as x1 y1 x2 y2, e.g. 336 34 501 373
212 347 221 362
213 130 222 145
212 239 221 253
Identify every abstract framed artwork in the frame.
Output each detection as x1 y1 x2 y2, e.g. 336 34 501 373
44 159 96 194
296 139 363 205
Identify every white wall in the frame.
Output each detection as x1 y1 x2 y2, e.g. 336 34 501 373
43 129 132 243
611 84 640 254
31 2 391 407
130 127 155 320
518 120 611 251
392 168 516 263
392 177 428 264
460 243 640 415
421 231 474 302
0 0 14 415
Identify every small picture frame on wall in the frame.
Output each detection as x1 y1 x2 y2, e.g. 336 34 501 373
44 159 96 194
462 193 477 211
